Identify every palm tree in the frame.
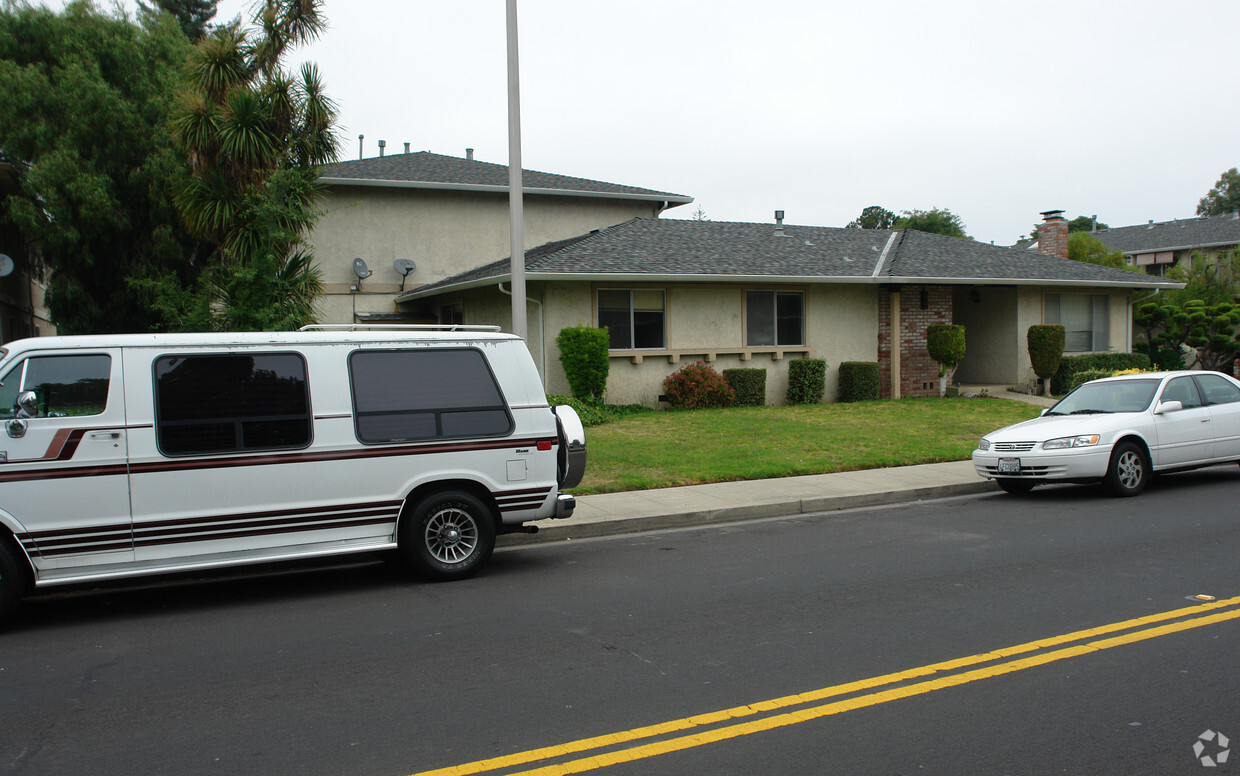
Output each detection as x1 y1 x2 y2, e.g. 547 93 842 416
169 0 337 331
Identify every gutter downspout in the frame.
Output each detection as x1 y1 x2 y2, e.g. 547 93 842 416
499 282 545 383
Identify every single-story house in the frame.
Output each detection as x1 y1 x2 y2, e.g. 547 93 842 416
308 149 692 324
398 211 1182 404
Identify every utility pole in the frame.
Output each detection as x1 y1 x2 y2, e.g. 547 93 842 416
506 0 527 341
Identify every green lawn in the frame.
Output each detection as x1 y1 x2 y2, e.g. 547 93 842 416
572 397 1043 495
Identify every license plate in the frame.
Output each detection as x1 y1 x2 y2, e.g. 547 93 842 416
997 457 1021 475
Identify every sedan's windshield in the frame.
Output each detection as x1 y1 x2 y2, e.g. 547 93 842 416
1047 378 1160 415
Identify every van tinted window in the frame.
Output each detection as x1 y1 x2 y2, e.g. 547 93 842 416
0 354 110 419
155 353 311 455
350 349 513 443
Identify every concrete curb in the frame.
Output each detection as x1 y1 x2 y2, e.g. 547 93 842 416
497 479 995 546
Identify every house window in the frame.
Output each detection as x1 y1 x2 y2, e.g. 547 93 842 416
1045 293 1109 352
746 291 804 347
597 289 665 350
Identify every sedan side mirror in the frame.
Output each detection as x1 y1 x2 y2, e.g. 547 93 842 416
1154 400 1183 415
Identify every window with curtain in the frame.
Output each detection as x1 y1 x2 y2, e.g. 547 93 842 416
1045 293 1109 352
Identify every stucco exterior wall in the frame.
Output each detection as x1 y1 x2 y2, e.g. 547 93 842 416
306 185 660 324
441 281 878 406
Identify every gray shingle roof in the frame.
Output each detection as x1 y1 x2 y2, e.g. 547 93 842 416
402 218 1178 301
320 151 692 204
1089 212 1240 253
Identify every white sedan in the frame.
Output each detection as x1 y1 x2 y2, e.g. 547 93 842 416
973 370 1240 496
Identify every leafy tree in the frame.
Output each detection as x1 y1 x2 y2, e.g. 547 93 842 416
846 205 896 230
157 0 339 331
1197 168 1240 217
138 0 218 41
0 1 198 334
1068 215 1107 233
895 208 969 239
1135 297 1240 372
1165 249 1240 306
1067 232 1135 271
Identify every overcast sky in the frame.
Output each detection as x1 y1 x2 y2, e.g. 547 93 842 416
68 1 1240 244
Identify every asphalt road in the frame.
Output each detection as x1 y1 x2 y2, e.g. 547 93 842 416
2 468 1239 776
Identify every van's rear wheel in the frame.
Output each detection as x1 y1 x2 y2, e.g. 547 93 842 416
0 538 29 629
400 490 496 581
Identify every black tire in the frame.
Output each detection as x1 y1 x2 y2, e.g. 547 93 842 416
996 479 1036 495
0 537 29 630
1104 441 1149 497
399 490 496 581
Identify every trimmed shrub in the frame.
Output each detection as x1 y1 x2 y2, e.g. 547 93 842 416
662 361 735 410
556 325 609 401
786 358 827 405
1051 352 1151 395
723 368 767 407
926 324 966 376
1027 325 1066 383
1067 368 1115 391
546 395 652 427
838 361 880 402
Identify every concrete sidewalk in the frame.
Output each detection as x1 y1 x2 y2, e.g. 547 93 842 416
498 384 1056 545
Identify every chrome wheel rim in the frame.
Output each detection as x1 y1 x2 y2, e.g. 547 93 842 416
424 506 479 564
1117 450 1143 490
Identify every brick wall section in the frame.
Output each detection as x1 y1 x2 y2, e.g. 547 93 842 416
1037 215 1069 259
877 285 954 399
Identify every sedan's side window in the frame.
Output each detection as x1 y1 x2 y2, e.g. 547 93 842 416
1195 374 1240 406
1162 376 1203 408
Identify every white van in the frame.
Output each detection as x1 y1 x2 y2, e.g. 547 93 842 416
0 325 586 626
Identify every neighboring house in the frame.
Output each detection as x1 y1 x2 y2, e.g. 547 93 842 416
0 161 55 343
1021 211 1240 276
309 149 692 323
399 211 1181 404
1092 212 1240 275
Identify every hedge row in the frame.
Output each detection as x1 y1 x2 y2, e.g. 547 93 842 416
1051 352 1151 395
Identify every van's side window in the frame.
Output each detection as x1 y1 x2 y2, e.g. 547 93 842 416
0 354 110 419
154 353 312 455
350 349 513 443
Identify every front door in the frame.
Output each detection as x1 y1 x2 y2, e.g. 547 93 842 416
0 349 132 573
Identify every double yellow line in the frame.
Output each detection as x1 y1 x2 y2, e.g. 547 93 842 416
412 595 1240 776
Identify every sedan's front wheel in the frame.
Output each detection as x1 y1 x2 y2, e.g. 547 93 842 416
1104 441 1148 497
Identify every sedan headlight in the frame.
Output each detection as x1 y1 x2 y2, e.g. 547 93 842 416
1042 434 1101 450
978 438 991 451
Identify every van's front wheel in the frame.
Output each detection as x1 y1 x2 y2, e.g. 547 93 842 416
400 490 496 581
0 538 29 630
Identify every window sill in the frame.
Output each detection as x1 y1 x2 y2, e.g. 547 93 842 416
610 347 810 365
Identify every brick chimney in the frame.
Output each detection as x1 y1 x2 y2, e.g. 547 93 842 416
1037 210 1068 259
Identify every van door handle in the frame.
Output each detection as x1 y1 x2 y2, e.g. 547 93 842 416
91 431 122 439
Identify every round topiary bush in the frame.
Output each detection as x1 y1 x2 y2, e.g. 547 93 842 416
663 361 735 410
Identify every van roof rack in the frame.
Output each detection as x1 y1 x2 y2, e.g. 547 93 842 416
299 324 503 333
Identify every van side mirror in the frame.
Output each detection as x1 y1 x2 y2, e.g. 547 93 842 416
1154 400 1183 415
16 390 38 419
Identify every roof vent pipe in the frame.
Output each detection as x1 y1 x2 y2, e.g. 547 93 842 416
466 148 475 161
774 210 786 237
357 134 364 160
378 139 386 157
404 142 410 154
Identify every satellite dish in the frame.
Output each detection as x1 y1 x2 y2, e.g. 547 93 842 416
0 254 13 278
393 258 416 291
352 258 373 279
